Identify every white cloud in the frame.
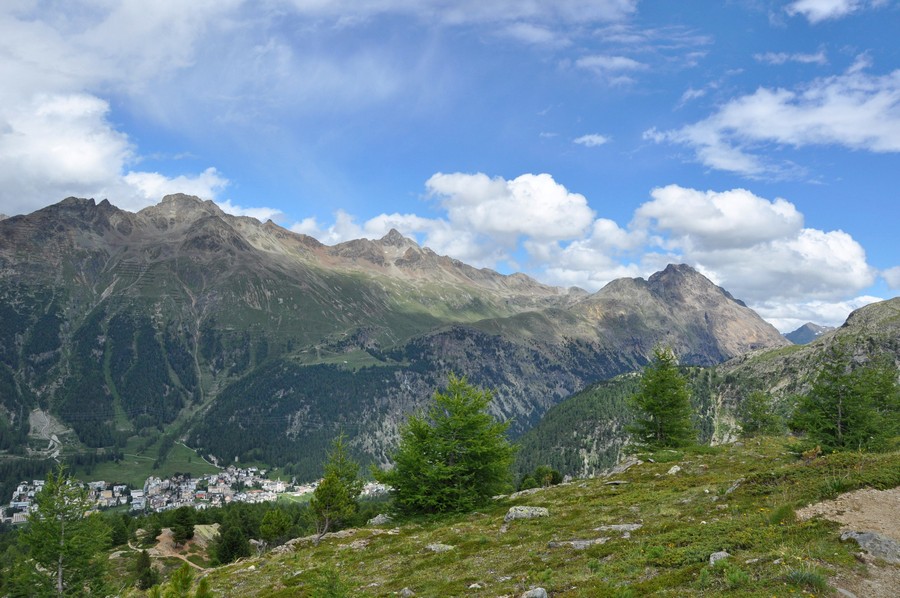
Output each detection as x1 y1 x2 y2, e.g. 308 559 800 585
786 0 886 23
634 185 803 250
647 65 900 176
426 172 596 242
575 54 647 84
754 295 882 332
281 0 638 25
754 50 827 65
500 22 570 47
574 134 611 147
883 266 900 290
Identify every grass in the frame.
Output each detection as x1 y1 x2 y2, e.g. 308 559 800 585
70 438 218 488
173 437 899 597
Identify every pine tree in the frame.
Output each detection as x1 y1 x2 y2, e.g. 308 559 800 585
309 433 362 541
259 508 293 546
211 514 250 565
627 347 696 449
171 506 195 546
375 374 515 515
17 465 111 597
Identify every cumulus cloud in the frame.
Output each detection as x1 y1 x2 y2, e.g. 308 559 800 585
753 295 882 332
426 172 596 242
786 0 886 23
574 134 610 147
646 64 900 176
634 185 803 250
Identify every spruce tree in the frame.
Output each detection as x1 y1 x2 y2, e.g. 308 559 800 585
627 346 696 449
375 374 515 515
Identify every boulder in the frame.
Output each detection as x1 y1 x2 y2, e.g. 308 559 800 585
504 506 550 523
367 513 393 526
521 588 548 598
840 531 900 564
709 551 731 566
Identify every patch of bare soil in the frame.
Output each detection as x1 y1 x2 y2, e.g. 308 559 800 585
148 525 219 570
796 487 900 598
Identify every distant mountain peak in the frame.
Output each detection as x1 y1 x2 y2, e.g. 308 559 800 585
379 228 415 247
784 322 836 344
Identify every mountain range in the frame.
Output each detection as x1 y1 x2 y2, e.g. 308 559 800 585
0 194 790 477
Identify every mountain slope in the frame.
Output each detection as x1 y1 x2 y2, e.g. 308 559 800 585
516 297 900 478
0 195 789 477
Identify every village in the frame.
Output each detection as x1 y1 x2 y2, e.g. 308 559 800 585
2 466 388 524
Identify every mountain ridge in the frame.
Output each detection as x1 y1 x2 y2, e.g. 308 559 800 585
0 194 789 477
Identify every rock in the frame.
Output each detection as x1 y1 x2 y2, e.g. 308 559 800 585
504 506 550 523
725 478 745 494
548 538 608 549
594 523 642 539
709 551 731 566
509 487 543 499
368 513 393 526
521 588 548 598
468 583 483 589
604 480 629 485
606 456 643 476
667 465 682 475
840 531 900 564
425 543 454 553
399 587 415 597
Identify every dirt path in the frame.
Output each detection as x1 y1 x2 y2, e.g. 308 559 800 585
142 526 219 571
797 486 900 598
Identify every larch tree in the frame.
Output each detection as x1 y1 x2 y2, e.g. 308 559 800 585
17 465 111 597
627 346 696 449
375 374 515 515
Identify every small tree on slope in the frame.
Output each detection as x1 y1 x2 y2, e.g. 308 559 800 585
627 346 696 449
375 374 515 515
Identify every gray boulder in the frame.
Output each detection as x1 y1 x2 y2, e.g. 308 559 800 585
521 588 548 598
504 506 549 523
840 530 900 564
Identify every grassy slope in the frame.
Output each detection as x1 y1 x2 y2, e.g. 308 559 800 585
162 439 899 597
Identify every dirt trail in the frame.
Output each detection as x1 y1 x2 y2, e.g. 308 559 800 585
797 487 900 598
144 525 219 571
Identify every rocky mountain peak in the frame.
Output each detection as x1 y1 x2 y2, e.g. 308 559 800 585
379 228 415 248
784 322 835 345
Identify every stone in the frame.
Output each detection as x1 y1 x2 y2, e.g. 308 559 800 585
548 538 608 549
840 531 900 564
709 551 731 566
667 465 682 475
367 513 393 526
399 587 415 597
521 588 548 598
504 506 549 523
468 583 483 589
606 456 643 476
425 543 454 553
725 477 745 494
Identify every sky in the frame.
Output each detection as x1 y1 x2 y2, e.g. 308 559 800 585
1 0 898 332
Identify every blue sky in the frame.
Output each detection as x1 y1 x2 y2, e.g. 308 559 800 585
1 0 898 331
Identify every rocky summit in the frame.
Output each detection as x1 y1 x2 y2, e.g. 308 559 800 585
0 195 789 477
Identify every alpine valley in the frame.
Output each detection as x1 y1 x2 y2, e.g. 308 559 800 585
1 194 801 481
